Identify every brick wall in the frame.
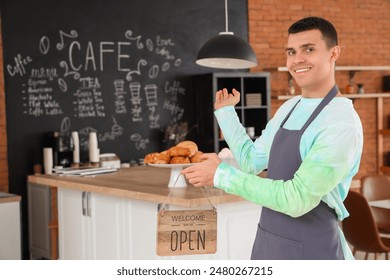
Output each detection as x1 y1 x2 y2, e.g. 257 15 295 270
0 1 389 188
248 0 390 178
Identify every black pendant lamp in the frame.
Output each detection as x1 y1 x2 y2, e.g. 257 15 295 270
196 0 257 69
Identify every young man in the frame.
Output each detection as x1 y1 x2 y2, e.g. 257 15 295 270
182 17 363 259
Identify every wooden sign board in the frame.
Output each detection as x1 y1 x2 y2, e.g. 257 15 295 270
157 209 217 256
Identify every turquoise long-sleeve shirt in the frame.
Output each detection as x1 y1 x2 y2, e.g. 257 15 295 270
213 96 363 259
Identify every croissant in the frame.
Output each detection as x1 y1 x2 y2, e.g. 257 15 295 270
170 156 190 164
144 152 159 164
144 150 171 164
144 140 202 165
176 140 198 157
190 151 205 163
168 146 191 157
155 150 170 164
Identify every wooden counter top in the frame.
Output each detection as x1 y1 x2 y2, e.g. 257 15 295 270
0 192 21 203
28 166 245 208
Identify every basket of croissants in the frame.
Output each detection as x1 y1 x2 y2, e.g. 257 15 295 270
144 140 205 164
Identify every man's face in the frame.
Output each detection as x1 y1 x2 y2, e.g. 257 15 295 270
285 29 338 92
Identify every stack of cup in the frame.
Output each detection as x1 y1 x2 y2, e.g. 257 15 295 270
88 132 100 163
71 131 80 164
246 127 255 138
43 147 53 174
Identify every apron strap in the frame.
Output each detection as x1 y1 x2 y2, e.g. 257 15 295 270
300 84 339 132
280 99 301 127
280 84 339 131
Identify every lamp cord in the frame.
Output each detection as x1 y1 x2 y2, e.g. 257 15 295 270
224 0 229 32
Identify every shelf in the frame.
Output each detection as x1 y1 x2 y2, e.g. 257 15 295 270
267 66 390 72
195 72 271 153
379 129 390 136
275 93 390 100
380 166 390 173
335 66 390 71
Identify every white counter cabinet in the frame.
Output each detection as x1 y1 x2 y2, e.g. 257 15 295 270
28 183 52 259
57 187 261 260
58 188 127 259
29 167 262 260
0 192 22 260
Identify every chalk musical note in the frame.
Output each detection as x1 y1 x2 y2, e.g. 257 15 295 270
59 61 80 80
124 30 144 49
56 30 78 50
125 59 147 81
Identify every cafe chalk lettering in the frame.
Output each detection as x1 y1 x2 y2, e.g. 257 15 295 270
66 40 132 72
30 68 58 80
4 23 187 151
7 54 33 77
60 31 181 75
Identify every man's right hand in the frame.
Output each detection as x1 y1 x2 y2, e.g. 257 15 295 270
214 88 241 110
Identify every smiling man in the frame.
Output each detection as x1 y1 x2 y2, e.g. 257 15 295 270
182 17 363 259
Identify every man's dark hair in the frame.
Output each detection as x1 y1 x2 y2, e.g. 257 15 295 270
288 17 338 49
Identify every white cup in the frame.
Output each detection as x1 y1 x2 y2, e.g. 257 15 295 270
71 131 80 163
88 132 100 163
246 127 255 138
89 132 98 149
43 147 53 174
89 148 100 163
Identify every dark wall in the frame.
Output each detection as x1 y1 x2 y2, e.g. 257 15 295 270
0 0 248 258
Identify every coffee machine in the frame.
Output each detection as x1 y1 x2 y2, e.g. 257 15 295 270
47 131 73 167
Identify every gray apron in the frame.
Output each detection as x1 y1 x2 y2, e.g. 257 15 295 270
251 85 344 260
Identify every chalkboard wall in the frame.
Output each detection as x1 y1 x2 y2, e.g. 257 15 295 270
0 0 248 258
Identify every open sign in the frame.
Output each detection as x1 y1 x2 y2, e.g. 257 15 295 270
157 209 217 256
